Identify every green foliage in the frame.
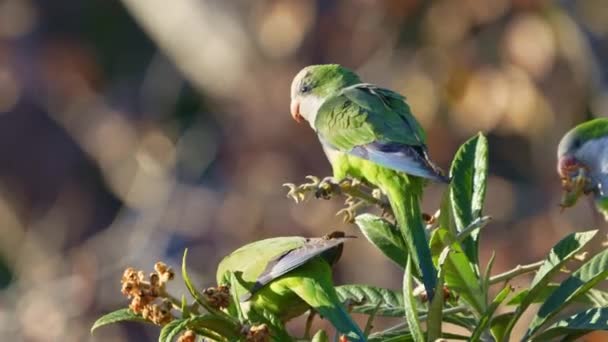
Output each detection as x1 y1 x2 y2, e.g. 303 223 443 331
92 132 608 341
91 308 149 333
355 214 408 268
403 258 424 341
335 285 405 317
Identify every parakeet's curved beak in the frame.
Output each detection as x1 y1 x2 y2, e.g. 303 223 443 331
557 154 581 179
290 99 303 124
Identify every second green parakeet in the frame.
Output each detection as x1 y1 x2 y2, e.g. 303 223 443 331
289 64 447 299
216 231 366 341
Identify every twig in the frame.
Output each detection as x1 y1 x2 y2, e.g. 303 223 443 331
381 305 470 333
364 301 382 336
304 310 316 340
489 260 545 285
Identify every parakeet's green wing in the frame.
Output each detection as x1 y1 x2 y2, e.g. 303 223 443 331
315 84 447 182
241 236 351 301
216 237 307 286
315 84 425 150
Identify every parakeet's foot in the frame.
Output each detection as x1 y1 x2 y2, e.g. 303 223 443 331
315 177 341 199
337 196 367 223
283 175 322 203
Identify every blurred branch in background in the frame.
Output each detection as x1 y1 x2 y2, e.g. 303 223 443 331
120 0 256 98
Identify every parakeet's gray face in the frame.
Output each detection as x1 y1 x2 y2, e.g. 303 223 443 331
557 130 608 209
556 130 585 179
290 64 361 130
290 67 325 130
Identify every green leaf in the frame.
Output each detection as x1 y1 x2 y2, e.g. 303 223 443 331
182 249 205 307
526 248 608 338
228 271 246 323
91 308 149 333
507 284 602 306
449 132 488 265
430 195 485 314
482 251 496 303
470 285 512 341
311 329 329 342
368 329 469 342
403 258 424 342
426 247 451 341
158 315 238 342
336 285 404 317
368 330 414 342
355 214 408 268
586 288 608 306
159 319 188 342
490 312 515 341
501 230 598 341
531 308 608 341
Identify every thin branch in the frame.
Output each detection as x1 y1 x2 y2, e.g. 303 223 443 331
303 310 315 340
489 261 545 285
381 305 470 333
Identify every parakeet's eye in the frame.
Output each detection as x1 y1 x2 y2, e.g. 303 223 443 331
300 84 311 94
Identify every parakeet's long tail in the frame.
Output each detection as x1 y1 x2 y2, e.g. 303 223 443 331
382 176 437 300
288 260 367 341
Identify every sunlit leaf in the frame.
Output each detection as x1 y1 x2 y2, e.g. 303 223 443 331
430 195 485 314
335 284 404 317
91 308 149 333
531 308 608 341
355 214 408 268
449 132 488 265
525 248 608 338
501 230 598 340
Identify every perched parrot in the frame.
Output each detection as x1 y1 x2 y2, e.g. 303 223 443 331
289 64 448 299
216 231 366 341
557 118 608 219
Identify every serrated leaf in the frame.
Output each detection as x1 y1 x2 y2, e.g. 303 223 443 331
449 132 488 265
355 214 408 268
526 248 608 338
403 258 424 342
91 308 149 333
586 288 608 306
470 285 512 341
507 284 601 306
501 230 598 341
159 315 238 342
159 319 188 342
336 285 404 317
531 308 608 341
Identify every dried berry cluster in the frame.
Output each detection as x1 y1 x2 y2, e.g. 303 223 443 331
203 284 231 309
120 262 175 325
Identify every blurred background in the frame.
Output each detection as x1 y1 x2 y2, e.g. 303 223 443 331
0 0 607 340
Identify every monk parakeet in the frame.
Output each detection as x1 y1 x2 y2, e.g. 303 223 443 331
216 231 366 341
557 118 608 219
289 64 447 299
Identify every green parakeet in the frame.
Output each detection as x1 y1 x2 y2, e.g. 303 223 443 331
289 64 447 299
557 118 608 219
216 231 366 341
